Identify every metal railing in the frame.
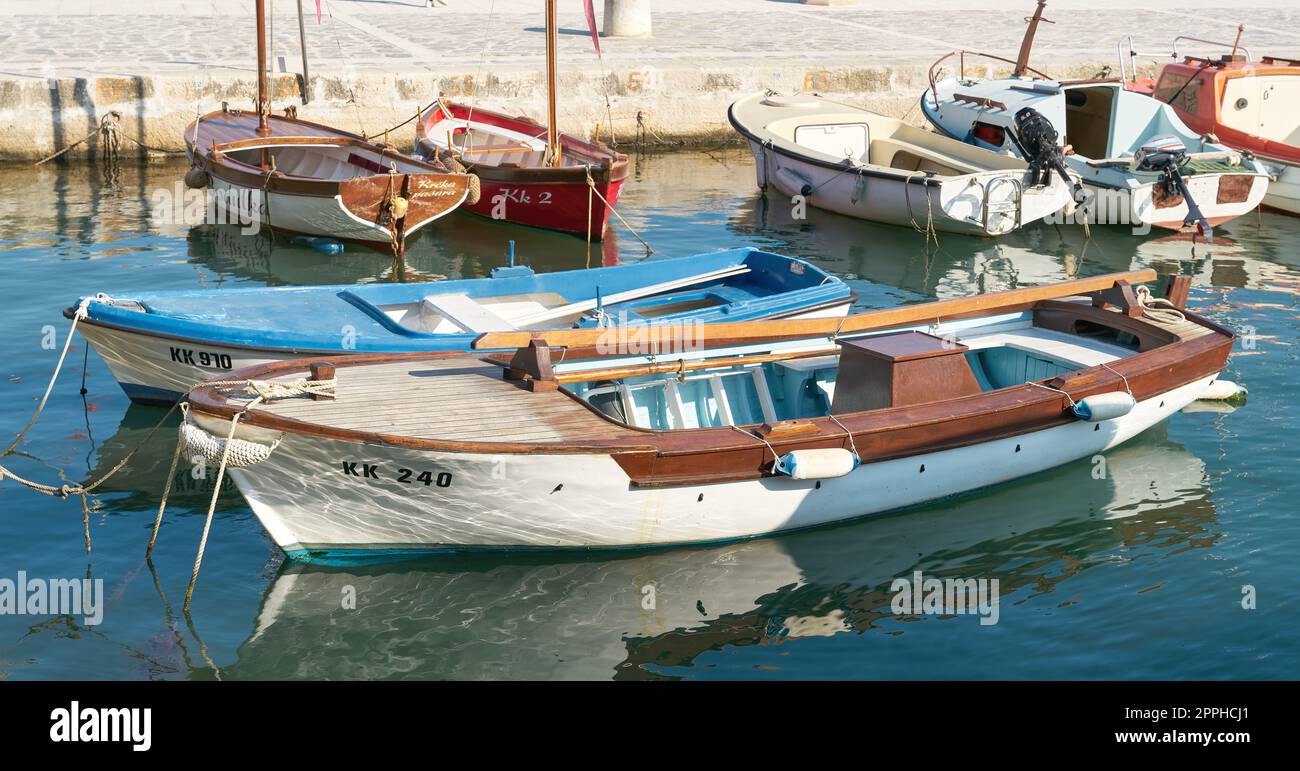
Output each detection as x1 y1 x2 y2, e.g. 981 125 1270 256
928 50 1052 105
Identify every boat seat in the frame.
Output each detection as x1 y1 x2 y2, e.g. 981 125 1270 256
873 138 982 175
963 329 1127 367
421 294 518 333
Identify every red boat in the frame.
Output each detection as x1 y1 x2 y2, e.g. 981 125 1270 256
413 0 628 240
415 101 628 239
1122 32 1300 215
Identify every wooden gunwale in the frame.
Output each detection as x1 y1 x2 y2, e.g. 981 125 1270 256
187 110 461 197
187 297 1233 486
472 269 1158 351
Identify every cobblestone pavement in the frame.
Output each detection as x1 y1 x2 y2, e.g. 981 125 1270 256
1 1 1297 78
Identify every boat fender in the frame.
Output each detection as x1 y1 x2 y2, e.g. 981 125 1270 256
1198 379 1247 402
465 173 482 205
184 166 210 190
387 195 408 219
774 166 814 197
438 149 466 173
291 236 345 254
1072 392 1136 422
180 421 279 468
774 448 859 480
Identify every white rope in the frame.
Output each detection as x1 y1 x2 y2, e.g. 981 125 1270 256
156 375 329 609
183 397 261 612
203 377 337 402
826 413 860 459
1100 362 1133 395
145 425 186 560
2 297 92 458
729 424 779 467
1135 284 1187 325
180 421 278 468
1027 381 1078 409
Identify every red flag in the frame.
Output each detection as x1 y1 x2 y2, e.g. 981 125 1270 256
584 0 601 59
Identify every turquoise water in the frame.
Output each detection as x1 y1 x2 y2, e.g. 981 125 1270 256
0 150 1296 680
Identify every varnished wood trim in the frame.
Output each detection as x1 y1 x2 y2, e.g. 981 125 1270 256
186 302 1232 489
470 270 1158 350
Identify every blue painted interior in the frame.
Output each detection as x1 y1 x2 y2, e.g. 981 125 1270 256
77 248 850 353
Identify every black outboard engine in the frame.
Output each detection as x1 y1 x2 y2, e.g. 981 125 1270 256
1134 136 1213 242
1010 107 1085 204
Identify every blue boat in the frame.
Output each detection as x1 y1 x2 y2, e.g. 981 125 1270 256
70 248 854 404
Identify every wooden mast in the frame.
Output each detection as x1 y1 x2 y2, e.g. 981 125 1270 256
1013 1 1052 78
545 0 560 166
256 0 272 137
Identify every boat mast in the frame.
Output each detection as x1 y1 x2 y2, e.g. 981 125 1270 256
256 0 271 137
1013 0 1052 78
545 0 560 167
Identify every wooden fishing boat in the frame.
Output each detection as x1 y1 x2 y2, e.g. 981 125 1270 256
412 1 628 239
182 269 1238 559
184 0 474 255
70 248 853 405
729 91 1082 236
236 428 1205 677
920 1 1270 240
1119 32 1300 216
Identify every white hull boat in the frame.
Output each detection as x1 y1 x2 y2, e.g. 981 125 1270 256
1262 160 1300 215
70 249 852 404
179 270 1236 560
729 92 1081 236
920 3 1270 239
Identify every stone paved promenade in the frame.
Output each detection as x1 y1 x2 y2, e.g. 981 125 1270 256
1 0 1297 160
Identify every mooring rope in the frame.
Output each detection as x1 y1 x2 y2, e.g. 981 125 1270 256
136 377 330 611
0 295 188 553
585 169 653 253
32 112 180 165
145 376 331 610
902 170 940 249
1134 284 1187 325
182 398 258 612
585 165 595 268
1 298 91 460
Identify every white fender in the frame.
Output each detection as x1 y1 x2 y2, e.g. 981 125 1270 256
775 448 859 480
1072 392 1136 422
774 166 814 197
1198 379 1247 401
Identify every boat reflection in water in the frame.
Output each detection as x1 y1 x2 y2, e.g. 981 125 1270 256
189 206 622 289
216 426 1218 680
733 188 1297 295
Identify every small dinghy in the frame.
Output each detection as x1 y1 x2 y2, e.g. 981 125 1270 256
730 91 1082 236
70 248 853 404
1120 32 1300 216
185 0 474 256
920 1 1270 239
180 269 1235 559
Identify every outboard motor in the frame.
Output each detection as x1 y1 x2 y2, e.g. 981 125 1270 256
1009 107 1085 204
1134 135 1213 242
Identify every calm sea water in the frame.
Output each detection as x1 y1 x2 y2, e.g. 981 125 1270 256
0 150 1296 680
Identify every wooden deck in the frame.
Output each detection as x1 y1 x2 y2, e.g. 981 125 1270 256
235 356 637 444
192 112 354 151
1146 313 1215 341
